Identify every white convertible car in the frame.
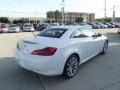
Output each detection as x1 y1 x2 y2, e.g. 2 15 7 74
14 25 108 78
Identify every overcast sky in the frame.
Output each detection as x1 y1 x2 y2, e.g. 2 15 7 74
0 0 120 18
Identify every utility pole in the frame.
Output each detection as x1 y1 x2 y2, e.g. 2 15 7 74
61 0 65 25
28 17 30 24
104 0 107 18
34 11 38 24
112 5 116 22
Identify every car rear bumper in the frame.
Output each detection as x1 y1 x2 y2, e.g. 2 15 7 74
14 49 64 76
8 30 19 32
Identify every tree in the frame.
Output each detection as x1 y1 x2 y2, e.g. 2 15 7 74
13 20 18 24
13 19 25 24
95 18 103 22
0 17 10 23
22 18 29 23
46 20 51 23
52 20 55 23
30 20 34 23
103 18 112 22
96 18 112 22
75 17 83 22
54 10 61 22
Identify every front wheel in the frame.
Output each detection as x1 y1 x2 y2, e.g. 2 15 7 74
63 54 79 79
101 41 108 54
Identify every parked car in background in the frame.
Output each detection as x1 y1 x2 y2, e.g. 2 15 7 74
78 22 88 26
104 22 112 28
87 22 96 29
8 24 20 33
109 23 116 28
47 23 59 28
0 28 2 33
65 22 78 25
93 23 101 29
113 23 120 28
33 23 37 30
1 23 8 32
15 25 108 78
17 23 24 30
36 24 47 31
23 24 34 32
97 22 108 28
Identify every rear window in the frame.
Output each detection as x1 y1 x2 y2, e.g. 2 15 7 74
9 25 18 27
24 25 33 27
37 28 67 38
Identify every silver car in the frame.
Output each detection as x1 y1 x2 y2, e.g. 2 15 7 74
8 24 20 33
23 24 34 32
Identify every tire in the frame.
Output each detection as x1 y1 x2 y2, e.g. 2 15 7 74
101 41 108 54
117 32 120 34
63 54 79 79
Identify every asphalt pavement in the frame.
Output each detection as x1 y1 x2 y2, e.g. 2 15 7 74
38 33 120 90
0 29 120 90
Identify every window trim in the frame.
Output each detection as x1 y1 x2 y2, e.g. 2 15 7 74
37 28 67 38
80 28 97 37
70 28 88 38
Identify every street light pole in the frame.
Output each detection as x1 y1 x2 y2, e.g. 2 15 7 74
104 0 107 18
112 5 116 22
61 0 65 25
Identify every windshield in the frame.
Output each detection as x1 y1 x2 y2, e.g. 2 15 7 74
9 25 18 27
24 25 33 27
37 28 67 38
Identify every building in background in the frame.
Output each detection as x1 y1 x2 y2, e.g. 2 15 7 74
47 11 55 21
47 11 95 23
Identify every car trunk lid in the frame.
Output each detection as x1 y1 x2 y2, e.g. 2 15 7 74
18 36 65 54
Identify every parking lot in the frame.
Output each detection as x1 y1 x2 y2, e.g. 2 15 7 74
1 28 120 90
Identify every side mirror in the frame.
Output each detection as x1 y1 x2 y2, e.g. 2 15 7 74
79 34 88 38
92 34 98 37
92 33 101 38
98 33 102 37
70 34 88 38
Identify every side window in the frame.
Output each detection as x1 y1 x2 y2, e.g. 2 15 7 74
81 29 96 37
71 29 85 38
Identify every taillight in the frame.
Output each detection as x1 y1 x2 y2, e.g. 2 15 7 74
31 47 57 56
17 42 20 50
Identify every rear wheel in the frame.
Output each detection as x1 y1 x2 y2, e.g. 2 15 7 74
101 41 108 54
63 54 79 79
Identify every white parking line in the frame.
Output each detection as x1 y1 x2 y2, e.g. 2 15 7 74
109 43 120 46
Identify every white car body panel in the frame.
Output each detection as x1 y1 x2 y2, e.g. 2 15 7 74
14 26 108 76
69 37 90 63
